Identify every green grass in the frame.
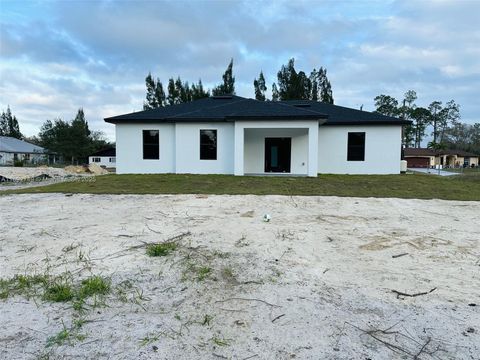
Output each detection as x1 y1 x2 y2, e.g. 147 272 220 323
0 274 49 299
78 276 111 299
146 242 177 257
2 173 480 201
43 283 75 302
196 266 212 281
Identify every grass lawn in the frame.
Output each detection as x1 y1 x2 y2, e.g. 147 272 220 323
2 173 480 201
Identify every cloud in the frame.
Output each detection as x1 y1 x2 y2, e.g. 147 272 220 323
0 0 479 141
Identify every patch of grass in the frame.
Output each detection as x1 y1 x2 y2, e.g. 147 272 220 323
196 266 212 281
43 283 74 302
146 242 177 257
78 276 110 299
3 173 480 201
0 274 49 300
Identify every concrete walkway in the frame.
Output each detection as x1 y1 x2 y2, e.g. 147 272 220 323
409 168 460 176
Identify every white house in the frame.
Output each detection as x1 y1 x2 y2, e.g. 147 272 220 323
0 136 47 165
88 147 116 168
105 95 410 177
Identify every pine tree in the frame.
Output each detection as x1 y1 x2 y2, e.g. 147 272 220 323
0 106 22 139
0 110 9 136
428 101 442 144
191 79 210 100
309 69 319 101
271 83 279 101
144 73 158 110
154 79 165 108
253 71 267 101
167 78 180 105
213 59 235 95
318 68 333 104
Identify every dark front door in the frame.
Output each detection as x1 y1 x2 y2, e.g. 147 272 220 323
265 138 291 173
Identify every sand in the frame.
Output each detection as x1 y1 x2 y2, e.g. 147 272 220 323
0 194 479 359
0 166 96 191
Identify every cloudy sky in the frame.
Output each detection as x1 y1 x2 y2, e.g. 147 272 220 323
1 0 479 140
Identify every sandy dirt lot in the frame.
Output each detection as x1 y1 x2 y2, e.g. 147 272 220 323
0 194 479 359
0 167 97 191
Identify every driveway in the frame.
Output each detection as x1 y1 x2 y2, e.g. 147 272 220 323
408 168 460 176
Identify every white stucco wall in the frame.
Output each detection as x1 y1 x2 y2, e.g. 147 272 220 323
244 128 308 175
116 123 175 174
175 123 234 174
88 156 116 168
318 125 402 174
115 122 234 174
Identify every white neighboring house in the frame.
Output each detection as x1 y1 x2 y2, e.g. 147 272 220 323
0 136 47 165
88 148 116 168
105 95 410 177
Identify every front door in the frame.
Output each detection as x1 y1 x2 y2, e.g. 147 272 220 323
265 138 291 173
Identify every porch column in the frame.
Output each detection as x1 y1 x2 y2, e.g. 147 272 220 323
307 123 319 177
234 123 244 176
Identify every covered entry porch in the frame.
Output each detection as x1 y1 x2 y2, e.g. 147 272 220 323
233 120 320 177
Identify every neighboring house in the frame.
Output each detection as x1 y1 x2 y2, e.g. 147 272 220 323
404 148 479 168
88 147 116 168
105 95 410 176
404 148 436 168
0 136 47 165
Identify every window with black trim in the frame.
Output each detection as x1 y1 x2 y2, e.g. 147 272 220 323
200 129 217 160
143 130 159 159
347 132 365 161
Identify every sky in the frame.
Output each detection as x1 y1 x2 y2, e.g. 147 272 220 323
1 0 479 141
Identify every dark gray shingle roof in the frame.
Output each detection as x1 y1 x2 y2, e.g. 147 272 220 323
105 95 409 125
90 147 116 157
280 100 410 125
0 136 46 154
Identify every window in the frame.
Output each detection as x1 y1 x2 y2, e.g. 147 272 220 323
109 157 116 163
92 157 101 163
143 130 159 159
347 132 365 161
200 129 217 160
24 153 30 161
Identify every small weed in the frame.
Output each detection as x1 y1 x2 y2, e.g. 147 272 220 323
146 242 177 257
72 298 86 312
46 328 70 347
221 267 234 279
79 276 110 299
174 314 181 321
213 250 230 259
211 336 230 347
43 283 74 302
62 243 80 253
139 333 160 346
197 266 212 281
202 314 213 326
46 321 86 347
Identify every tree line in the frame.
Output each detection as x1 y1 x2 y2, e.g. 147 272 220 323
373 90 480 154
1 106 110 164
36 109 110 164
143 58 334 109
